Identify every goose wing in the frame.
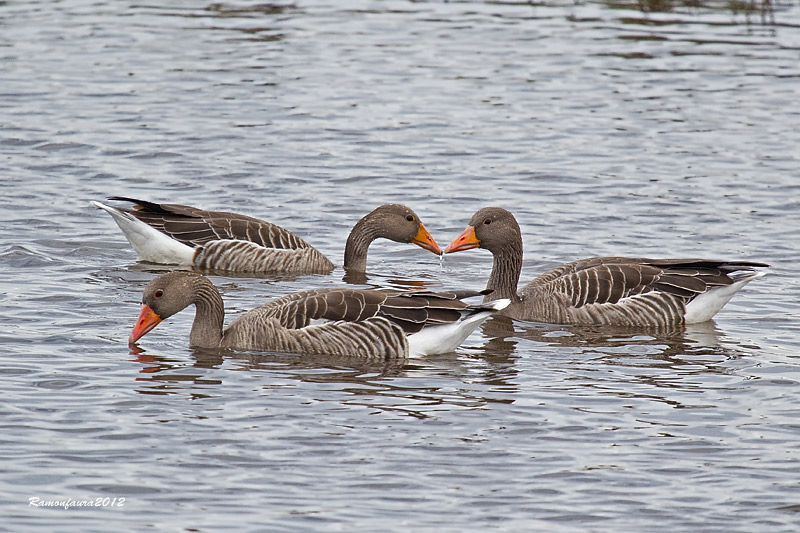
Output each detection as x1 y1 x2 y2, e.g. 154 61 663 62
231 287 502 357
531 258 768 303
523 257 768 325
107 196 313 250
257 288 489 334
375 289 489 333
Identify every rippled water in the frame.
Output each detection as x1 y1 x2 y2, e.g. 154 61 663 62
2 0 800 531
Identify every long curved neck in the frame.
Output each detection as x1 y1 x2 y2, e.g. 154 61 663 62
486 237 523 304
189 277 226 347
343 217 379 272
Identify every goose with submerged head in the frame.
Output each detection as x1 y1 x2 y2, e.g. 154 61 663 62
444 207 768 327
128 271 509 358
91 197 442 274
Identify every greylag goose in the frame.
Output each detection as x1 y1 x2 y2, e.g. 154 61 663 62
91 197 442 274
444 207 768 327
128 271 509 358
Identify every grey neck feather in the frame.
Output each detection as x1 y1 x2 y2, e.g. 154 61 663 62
188 277 226 347
343 217 380 272
485 240 524 304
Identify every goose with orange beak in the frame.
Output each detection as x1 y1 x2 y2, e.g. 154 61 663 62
127 271 508 357
444 207 767 327
93 198 442 275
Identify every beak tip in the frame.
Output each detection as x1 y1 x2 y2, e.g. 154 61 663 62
444 225 479 254
129 304 161 346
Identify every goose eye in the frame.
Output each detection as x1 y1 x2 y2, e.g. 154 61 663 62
483 218 492 225
154 289 164 298
406 215 414 222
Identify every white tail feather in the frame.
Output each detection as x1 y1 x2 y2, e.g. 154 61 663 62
684 271 766 324
407 298 510 357
91 200 195 264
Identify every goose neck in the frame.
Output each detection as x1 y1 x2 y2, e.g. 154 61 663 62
343 218 378 272
189 277 226 347
486 248 523 303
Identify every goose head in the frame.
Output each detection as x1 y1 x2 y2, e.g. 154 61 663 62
367 204 442 254
444 207 522 255
129 271 199 344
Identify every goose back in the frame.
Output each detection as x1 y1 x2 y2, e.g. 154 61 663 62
519 257 766 326
94 197 334 273
108 196 314 250
240 287 487 333
226 287 499 357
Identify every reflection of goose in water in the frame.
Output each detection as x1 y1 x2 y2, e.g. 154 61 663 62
468 317 759 413
476 315 747 370
131 345 412 394
130 347 512 418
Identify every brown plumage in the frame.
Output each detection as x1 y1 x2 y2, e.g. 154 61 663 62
128 271 508 358
92 197 442 274
108 198 313 251
444 207 768 327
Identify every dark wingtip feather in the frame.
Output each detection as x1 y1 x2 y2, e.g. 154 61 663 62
106 196 172 215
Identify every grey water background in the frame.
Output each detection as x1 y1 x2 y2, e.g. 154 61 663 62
2 0 800 530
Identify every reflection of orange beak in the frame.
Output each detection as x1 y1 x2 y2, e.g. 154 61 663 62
129 304 163 345
444 225 480 253
411 223 443 255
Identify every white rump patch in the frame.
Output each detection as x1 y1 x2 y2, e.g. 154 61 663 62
684 271 765 324
407 298 510 357
91 200 194 264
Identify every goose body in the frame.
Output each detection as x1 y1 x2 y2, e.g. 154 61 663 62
444 207 768 327
129 271 509 358
92 197 441 274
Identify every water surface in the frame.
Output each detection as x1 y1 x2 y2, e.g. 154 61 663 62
2 1 799 531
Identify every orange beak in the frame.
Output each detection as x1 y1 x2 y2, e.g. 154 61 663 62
444 225 480 253
129 304 163 345
411 222 443 255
